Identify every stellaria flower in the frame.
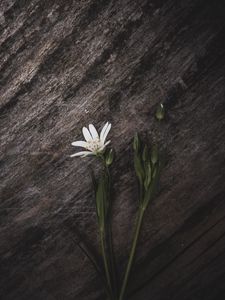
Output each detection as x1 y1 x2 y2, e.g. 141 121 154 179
71 122 111 157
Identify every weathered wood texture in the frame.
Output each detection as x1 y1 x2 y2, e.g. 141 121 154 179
0 0 225 299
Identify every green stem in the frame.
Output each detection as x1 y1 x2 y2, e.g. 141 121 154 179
97 154 117 299
106 165 118 298
100 229 114 300
108 216 118 298
119 207 145 300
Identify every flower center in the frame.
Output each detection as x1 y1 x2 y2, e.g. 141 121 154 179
87 138 101 152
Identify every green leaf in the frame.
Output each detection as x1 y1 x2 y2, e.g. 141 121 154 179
95 171 111 226
89 168 97 194
96 176 106 224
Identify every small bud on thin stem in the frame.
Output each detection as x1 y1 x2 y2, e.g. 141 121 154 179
155 103 165 121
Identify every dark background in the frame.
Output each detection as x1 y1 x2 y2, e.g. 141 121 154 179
0 0 225 299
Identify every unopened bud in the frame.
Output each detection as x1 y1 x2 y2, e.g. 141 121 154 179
155 103 165 121
134 154 145 183
133 133 140 153
142 145 149 162
105 149 114 166
151 145 158 165
144 162 152 190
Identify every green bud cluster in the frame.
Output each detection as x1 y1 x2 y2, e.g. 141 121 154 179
133 133 161 210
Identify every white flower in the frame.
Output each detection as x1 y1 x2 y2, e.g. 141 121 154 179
70 122 111 157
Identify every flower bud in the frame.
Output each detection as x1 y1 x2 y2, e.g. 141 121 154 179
144 162 152 190
134 154 145 183
142 145 149 162
105 149 114 166
151 145 158 165
133 133 140 153
155 103 165 121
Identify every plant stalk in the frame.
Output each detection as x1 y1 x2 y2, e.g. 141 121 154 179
100 229 114 300
119 206 145 300
106 166 118 299
108 216 118 298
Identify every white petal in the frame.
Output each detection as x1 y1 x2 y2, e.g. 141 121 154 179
70 151 93 157
102 123 111 143
82 127 93 141
99 140 110 151
89 124 99 139
100 122 109 141
104 140 111 147
71 141 88 148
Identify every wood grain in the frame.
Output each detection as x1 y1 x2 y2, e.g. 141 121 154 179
0 0 225 299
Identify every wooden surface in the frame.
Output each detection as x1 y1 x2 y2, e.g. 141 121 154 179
0 0 225 299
